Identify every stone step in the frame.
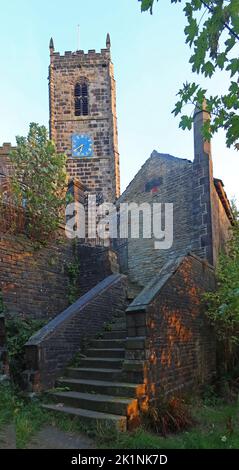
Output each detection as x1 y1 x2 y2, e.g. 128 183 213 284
66 367 121 381
87 348 125 359
77 357 123 369
90 339 125 349
102 331 126 340
42 404 127 432
50 390 138 416
111 323 126 331
57 378 139 398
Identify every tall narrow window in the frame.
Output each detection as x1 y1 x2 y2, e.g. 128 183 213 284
75 82 88 116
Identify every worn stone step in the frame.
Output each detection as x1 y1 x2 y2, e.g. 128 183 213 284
78 357 123 369
87 348 125 359
42 404 127 432
90 339 125 349
50 391 138 416
102 331 126 340
57 378 139 398
66 367 121 381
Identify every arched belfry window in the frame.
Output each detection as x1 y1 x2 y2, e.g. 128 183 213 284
74 81 88 116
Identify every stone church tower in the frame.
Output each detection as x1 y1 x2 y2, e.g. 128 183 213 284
48 34 120 203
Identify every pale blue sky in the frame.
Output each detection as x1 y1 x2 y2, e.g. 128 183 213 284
0 0 238 201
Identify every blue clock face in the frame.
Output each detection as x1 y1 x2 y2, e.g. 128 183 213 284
72 134 93 157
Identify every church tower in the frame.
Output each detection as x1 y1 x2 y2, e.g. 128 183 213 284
49 35 120 203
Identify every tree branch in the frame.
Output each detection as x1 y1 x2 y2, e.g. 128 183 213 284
200 0 239 41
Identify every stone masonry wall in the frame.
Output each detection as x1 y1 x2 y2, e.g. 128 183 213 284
211 183 232 263
191 106 232 266
119 152 194 287
0 232 117 319
49 46 120 202
124 254 216 397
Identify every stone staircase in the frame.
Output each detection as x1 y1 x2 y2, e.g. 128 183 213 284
43 316 144 431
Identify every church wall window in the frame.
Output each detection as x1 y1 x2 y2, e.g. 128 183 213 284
75 82 89 116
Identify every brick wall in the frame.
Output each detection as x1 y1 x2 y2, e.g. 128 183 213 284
78 244 119 295
0 232 118 319
123 254 216 397
24 273 127 391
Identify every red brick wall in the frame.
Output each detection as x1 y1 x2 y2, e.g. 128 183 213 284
124 254 216 397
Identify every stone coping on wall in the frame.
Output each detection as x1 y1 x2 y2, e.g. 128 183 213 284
126 252 214 312
26 273 123 346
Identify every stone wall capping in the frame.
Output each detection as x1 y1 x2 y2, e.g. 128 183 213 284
127 252 214 313
127 254 187 312
187 251 214 271
26 273 124 346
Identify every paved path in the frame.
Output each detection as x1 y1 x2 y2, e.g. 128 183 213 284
0 424 16 449
26 425 95 449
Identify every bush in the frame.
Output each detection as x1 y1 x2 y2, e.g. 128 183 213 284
204 202 239 374
142 395 194 436
5 316 45 387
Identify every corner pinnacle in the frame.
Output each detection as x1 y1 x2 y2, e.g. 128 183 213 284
106 33 111 49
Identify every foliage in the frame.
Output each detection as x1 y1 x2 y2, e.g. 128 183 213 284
66 256 80 304
103 322 112 332
0 384 16 431
99 403 239 449
9 123 67 241
0 383 93 448
1 384 239 448
139 0 239 148
204 203 239 373
5 316 46 387
142 395 194 436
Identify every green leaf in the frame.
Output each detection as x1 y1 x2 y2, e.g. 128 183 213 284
179 115 193 131
141 0 154 13
202 61 215 77
185 18 198 46
216 53 227 70
226 58 239 77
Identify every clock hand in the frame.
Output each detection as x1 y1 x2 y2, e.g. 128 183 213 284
74 144 84 154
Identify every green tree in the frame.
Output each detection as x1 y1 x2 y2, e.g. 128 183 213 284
205 203 239 373
10 123 67 241
139 0 239 148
